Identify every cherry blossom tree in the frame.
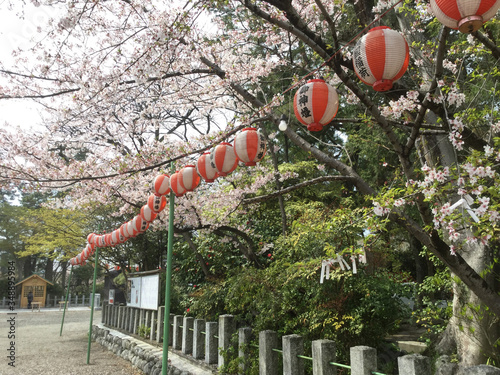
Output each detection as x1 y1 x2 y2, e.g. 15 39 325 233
0 0 499 364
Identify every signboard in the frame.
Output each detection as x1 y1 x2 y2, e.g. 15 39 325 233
109 289 115 305
129 277 141 307
127 273 159 310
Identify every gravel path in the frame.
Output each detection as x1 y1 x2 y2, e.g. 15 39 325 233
1 308 143 375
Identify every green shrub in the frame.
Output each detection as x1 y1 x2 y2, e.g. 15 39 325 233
137 324 151 339
190 260 411 364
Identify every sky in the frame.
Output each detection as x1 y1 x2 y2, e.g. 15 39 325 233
0 1 59 130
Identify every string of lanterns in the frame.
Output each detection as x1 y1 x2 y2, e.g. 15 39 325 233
69 127 267 267
69 1 500 266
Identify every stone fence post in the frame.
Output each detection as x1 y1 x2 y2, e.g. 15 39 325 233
193 319 205 360
239 327 252 374
182 316 194 355
101 303 107 324
283 334 304 375
117 305 124 329
259 330 279 375
150 309 157 340
312 339 336 375
173 315 183 350
205 321 218 365
398 354 431 375
218 314 236 368
156 306 164 343
350 346 377 375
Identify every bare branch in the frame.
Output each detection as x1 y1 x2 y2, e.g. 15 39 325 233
242 175 357 204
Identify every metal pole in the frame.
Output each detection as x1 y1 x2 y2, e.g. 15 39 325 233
60 265 74 336
86 246 100 364
162 164 176 375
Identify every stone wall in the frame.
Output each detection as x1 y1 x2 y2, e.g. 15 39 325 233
92 324 214 375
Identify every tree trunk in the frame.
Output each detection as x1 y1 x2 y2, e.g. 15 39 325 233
23 255 36 279
61 261 67 290
45 258 54 282
437 239 500 364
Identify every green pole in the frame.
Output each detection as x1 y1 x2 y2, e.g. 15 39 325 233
60 265 74 336
162 164 176 375
86 246 100 365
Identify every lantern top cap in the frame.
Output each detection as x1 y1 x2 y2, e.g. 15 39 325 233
183 164 196 168
219 142 233 146
369 26 391 32
242 127 257 131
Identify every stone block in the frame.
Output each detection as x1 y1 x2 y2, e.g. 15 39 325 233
398 354 431 375
458 365 500 375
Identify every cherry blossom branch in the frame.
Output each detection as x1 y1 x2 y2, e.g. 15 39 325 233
0 69 68 83
200 56 266 109
0 67 214 100
313 0 339 51
0 88 81 100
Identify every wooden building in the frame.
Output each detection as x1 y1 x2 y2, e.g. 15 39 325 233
16 275 53 308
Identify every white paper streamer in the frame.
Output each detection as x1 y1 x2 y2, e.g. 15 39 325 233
320 253 363 283
448 195 479 223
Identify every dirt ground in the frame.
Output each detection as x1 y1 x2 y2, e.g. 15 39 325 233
1 307 143 375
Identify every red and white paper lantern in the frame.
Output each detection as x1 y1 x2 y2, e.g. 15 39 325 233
147 194 167 213
353 26 409 92
133 215 149 233
233 128 267 166
76 254 83 265
140 205 157 222
431 0 500 33
152 174 171 196
87 243 96 256
170 171 187 197
293 79 339 132
97 235 106 248
120 223 131 239
104 233 113 247
126 221 139 238
179 165 201 191
210 142 238 176
196 152 219 183
83 245 91 259
111 230 123 246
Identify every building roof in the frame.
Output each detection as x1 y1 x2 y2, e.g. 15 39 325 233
15 274 54 286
